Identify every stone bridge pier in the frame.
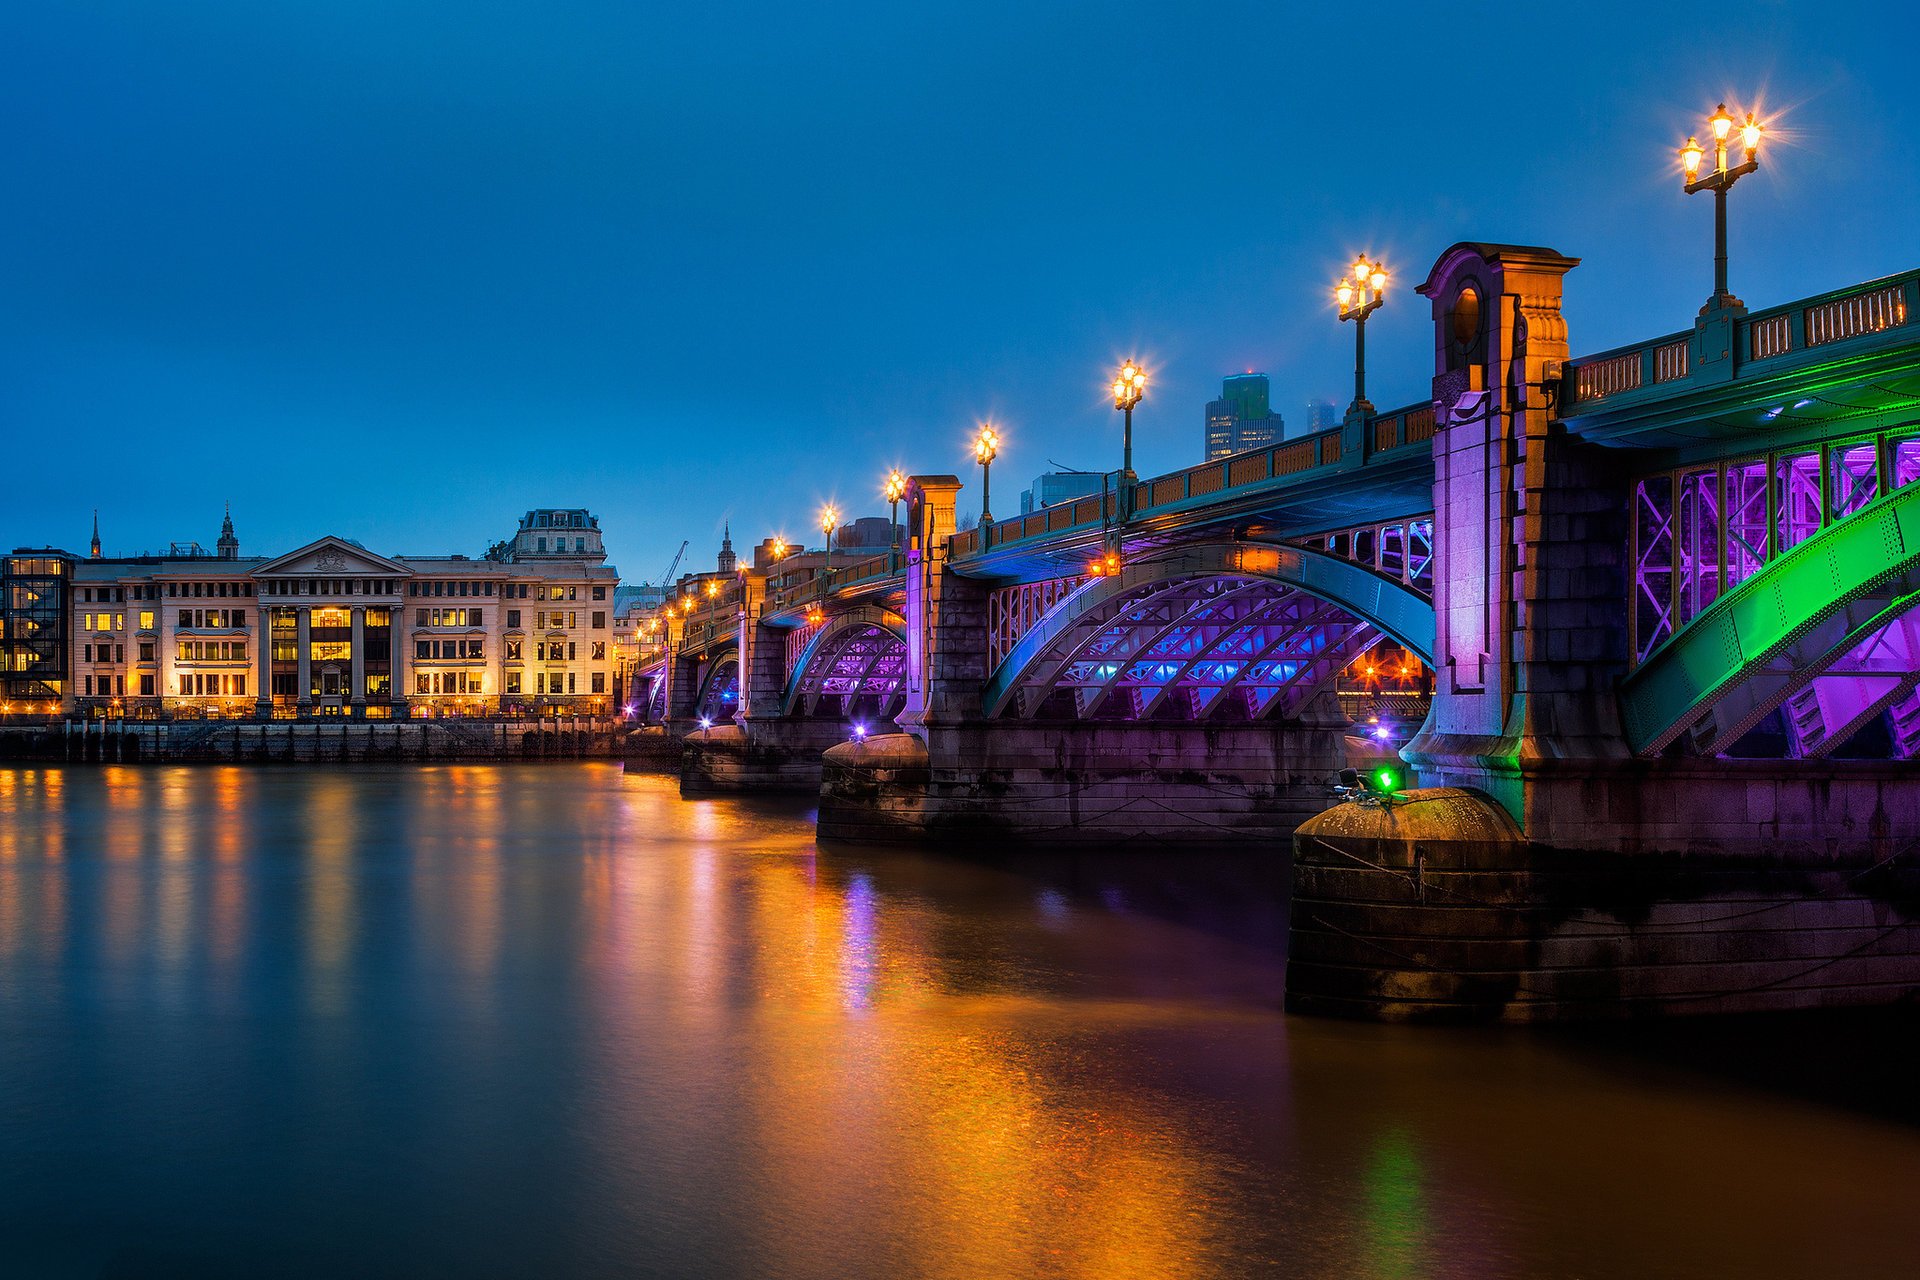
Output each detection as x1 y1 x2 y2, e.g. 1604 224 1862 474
1287 243 1920 1021
818 479 1372 847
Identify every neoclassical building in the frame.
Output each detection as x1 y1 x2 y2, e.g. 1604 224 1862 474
39 508 619 720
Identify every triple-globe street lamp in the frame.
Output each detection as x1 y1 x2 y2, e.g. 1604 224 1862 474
1111 360 1147 480
884 469 907 566
1335 255 1388 414
1680 102 1764 308
973 425 1000 525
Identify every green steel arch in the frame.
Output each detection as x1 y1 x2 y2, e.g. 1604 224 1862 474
780 605 908 717
1620 480 1920 755
981 541 1435 719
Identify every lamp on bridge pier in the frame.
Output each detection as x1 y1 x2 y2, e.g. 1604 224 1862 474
1680 102 1763 310
820 504 839 581
1335 256 1387 415
884 469 907 566
770 536 790 561
1111 360 1147 481
973 424 1000 526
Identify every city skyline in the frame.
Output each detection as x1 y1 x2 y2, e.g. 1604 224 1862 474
6 4 1919 570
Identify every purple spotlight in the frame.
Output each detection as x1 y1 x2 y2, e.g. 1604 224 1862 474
851 722 868 741
1372 724 1392 742
698 716 712 730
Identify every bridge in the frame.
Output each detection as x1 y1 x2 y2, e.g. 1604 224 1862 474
639 242 1920 1020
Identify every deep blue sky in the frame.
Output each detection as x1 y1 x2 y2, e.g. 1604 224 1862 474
5 2 1918 580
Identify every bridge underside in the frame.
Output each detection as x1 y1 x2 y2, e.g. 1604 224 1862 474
784 622 906 721
997 574 1397 723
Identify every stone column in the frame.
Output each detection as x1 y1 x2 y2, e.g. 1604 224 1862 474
662 615 702 728
254 603 273 719
350 605 366 714
1404 243 1630 828
896 474 990 738
734 568 784 723
295 606 312 712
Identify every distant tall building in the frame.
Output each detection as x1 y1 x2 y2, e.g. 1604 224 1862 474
1020 471 1105 515
1204 374 1286 460
1306 399 1340 432
716 524 736 575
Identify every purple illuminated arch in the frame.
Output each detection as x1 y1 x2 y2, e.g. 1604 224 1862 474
783 606 908 719
982 543 1435 722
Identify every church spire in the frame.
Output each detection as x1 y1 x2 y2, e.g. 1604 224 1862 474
717 522 737 575
89 510 101 559
217 501 240 560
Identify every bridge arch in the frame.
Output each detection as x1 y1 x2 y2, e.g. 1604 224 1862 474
691 642 740 723
781 605 909 719
1620 481 1920 757
982 542 1435 721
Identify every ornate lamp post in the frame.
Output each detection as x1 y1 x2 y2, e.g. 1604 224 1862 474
973 425 1000 525
1336 255 1387 415
1680 103 1763 309
1110 360 1147 479
884 469 907 567
820 504 839 582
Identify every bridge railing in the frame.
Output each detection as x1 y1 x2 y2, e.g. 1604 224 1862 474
1567 269 1920 408
763 551 896 617
952 402 1432 562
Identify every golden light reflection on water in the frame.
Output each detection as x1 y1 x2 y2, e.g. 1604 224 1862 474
582 783 1246 1279
304 773 358 1014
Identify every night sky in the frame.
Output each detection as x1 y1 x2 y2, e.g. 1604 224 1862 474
5 2 1917 580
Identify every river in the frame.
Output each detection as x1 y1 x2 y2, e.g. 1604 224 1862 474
1 763 1916 1277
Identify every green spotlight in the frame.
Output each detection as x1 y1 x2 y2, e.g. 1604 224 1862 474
1369 765 1402 796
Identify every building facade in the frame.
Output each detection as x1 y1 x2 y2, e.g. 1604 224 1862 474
39 508 619 720
1204 373 1287 459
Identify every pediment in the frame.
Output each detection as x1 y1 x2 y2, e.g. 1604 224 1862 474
251 536 413 578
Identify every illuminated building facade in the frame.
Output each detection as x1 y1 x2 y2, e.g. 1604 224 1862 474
58 508 619 720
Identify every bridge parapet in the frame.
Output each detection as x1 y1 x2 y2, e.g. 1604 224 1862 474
947 401 1434 565
1564 270 1919 442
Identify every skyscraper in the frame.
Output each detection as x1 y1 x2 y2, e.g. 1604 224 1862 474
1203 374 1286 460
1306 399 1340 432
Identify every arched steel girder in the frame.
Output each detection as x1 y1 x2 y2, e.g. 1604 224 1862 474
1620 480 1920 755
780 605 908 717
694 654 740 720
982 541 1435 720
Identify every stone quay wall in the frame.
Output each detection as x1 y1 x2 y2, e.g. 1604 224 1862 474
0 719 619 765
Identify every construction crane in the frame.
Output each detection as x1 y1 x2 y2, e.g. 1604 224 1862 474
657 539 688 590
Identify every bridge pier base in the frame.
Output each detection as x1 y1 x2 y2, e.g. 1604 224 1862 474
1287 779 1920 1022
819 721 1351 849
680 719 881 794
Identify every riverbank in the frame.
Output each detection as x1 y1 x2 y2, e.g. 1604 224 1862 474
0 718 623 763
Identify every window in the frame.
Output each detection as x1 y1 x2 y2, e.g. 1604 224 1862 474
83 644 93 662
139 610 154 630
140 674 155 696
592 611 605 629
417 674 431 694
139 642 154 662
417 608 429 626
507 609 520 628
506 672 521 694
591 641 605 661
567 672 575 693
591 672 605 693
592 586 606 600
536 672 546 694
505 639 521 661
568 642 576 660
537 537 547 553
416 640 432 660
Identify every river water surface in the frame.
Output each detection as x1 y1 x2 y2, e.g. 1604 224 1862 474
1 763 1917 1278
